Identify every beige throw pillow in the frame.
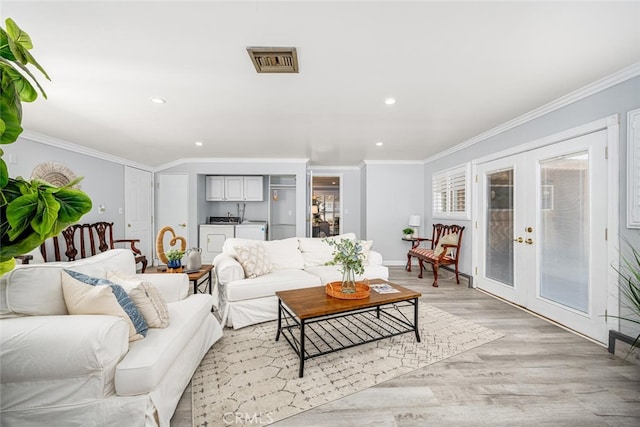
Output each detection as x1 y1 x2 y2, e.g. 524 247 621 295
434 233 458 257
61 270 147 342
107 271 170 328
234 244 273 278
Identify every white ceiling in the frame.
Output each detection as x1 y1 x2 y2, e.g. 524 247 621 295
5 1 640 167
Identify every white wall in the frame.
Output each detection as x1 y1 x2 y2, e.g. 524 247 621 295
364 162 424 265
3 136 127 234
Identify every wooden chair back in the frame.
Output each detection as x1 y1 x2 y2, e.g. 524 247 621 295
37 221 147 272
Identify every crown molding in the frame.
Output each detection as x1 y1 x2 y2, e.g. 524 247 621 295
153 157 310 172
309 165 362 171
362 160 424 165
20 130 154 172
424 61 640 164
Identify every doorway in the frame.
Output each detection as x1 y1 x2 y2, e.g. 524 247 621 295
311 175 341 237
475 128 612 343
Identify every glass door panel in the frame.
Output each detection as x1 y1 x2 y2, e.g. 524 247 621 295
538 152 589 313
486 169 514 286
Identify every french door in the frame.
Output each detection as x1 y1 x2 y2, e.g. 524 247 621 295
476 130 609 343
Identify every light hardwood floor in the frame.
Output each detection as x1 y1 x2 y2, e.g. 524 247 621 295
171 267 640 426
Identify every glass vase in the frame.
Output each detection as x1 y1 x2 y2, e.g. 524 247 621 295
341 267 356 294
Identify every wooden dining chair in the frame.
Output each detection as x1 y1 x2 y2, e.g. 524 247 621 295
407 223 464 287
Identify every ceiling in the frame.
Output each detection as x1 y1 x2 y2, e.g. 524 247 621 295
5 1 640 167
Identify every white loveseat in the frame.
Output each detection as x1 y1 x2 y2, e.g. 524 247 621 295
0 249 222 427
213 233 389 329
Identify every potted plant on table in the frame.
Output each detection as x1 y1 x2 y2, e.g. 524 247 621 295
326 238 364 294
0 18 92 275
403 227 414 239
165 249 185 270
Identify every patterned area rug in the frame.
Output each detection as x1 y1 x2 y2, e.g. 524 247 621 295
192 304 503 426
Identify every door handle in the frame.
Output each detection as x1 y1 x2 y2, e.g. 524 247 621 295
179 223 186 228
525 238 534 245
127 223 131 228
513 237 523 243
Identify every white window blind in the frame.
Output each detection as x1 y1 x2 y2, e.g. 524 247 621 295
432 164 470 219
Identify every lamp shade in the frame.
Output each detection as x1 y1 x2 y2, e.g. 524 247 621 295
312 205 319 214
408 215 421 227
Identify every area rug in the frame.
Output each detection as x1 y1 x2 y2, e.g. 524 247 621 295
192 304 503 426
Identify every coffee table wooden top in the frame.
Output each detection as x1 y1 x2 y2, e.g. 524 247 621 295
276 279 421 320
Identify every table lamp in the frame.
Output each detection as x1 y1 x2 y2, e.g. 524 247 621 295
408 215 421 236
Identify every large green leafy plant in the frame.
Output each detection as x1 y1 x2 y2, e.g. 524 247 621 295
608 238 640 355
0 18 92 275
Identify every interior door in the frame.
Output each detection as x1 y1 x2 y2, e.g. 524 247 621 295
156 174 189 264
124 166 153 260
476 130 609 343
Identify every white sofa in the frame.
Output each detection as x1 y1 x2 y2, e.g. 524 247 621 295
213 233 389 329
0 249 222 427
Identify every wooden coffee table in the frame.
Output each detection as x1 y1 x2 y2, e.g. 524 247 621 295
276 279 422 377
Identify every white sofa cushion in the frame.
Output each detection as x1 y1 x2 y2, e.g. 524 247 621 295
114 294 214 396
0 315 129 408
262 238 304 270
297 233 357 267
1 249 136 317
224 269 321 302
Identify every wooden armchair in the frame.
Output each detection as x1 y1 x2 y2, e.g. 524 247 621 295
407 224 464 287
24 221 147 272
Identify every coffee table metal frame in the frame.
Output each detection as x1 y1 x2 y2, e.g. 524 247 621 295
276 282 421 377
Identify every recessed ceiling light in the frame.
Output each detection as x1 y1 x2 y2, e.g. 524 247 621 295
150 97 166 104
195 141 204 146
384 98 396 105
376 141 384 147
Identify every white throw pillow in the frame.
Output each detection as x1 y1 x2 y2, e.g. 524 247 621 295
235 244 273 278
434 233 458 257
262 238 304 270
61 270 147 342
360 240 373 265
107 271 170 328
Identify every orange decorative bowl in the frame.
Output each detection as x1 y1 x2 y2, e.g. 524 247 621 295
326 281 370 300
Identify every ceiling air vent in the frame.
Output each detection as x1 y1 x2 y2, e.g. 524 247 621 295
247 47 299 73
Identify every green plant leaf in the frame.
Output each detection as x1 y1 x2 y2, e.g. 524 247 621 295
0 258 16 276
0 28 17 61
55 188 92 223
0 63 37 102
30 191 59 238
0 88 23 144
5 19 33 50
0 156 8 188
5 192 38 240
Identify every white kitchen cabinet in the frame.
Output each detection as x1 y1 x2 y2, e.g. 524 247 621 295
205 175 264 201
205 176 225 201
243 176 264 201
224 176 244 200
199 224 235 263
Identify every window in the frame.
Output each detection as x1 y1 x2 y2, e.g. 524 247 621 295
432 163 470 220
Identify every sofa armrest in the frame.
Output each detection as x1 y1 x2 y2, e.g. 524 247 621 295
213 253 245 285
0 315 129 407
136 273 189 302
368 250 384 266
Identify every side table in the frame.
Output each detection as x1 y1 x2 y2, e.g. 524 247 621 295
146 264 214 295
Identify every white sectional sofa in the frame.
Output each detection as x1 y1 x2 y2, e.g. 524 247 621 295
213 233 389 329
0 249 222 427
